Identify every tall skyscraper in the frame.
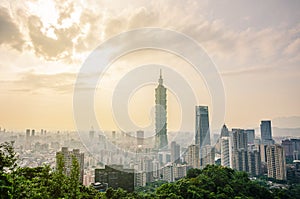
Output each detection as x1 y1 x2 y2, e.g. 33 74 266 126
220 124 229 138
234 149 248 172
136 130 144 146
89 126 95 140
171 141 181 164
281 139 300 161
31 129 35 136
155 70 168 149
248 150 262 176
260 120 274 145
187 144 200 168
221 137 233 168
25 129 31 150
245 129 255 145
266 144 286 180
56 147 85 184
232 129 248 172
195 106 211 148
232 129 248 151
200 145 215 168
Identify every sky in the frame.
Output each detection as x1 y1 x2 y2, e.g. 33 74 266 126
0 0 300 132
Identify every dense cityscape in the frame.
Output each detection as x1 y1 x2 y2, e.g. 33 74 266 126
1 72 300 198
1 0 300 198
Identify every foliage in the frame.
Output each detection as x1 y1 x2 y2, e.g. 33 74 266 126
156 165 273 199
0 141 17 199
135 180 167 194
0 141 17 172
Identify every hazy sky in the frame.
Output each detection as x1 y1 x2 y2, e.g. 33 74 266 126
0 0 300 132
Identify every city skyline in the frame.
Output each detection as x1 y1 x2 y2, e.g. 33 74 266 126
1 1 300 197
0 0 300 132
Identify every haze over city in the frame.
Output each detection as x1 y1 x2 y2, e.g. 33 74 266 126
0 0 300 133
2 1 300 198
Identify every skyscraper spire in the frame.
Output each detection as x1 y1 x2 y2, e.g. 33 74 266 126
159 69 163 85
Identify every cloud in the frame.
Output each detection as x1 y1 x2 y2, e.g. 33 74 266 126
1 0 300 71
0 7 24 51
284 37 300 56
27 15 81 61
0 0 101 62
5 71 76 94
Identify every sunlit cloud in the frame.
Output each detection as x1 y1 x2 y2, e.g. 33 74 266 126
0 7 24 51
0 0 299 130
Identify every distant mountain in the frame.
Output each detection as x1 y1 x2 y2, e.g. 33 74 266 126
272 116 300 129
252 127 300 137
272 127 300 137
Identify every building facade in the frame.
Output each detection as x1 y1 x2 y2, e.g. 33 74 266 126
95 165 134 192
200 145 215 168
260 120 274 145
245 129 255 145
56 147 84 184
171 141 181 164
281 139 300 162
187 144 200 168
195 106 211 148
266 144 286 180
155 70 168 149
221 137 232 168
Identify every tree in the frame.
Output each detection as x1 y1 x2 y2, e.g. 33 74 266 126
156 165 273 199
68 155 81 198
49 153 68 198
186 168 201 178
10 166 52 199
0 141 17 172
0 141 17 199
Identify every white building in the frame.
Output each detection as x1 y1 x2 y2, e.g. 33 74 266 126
221 137 233 168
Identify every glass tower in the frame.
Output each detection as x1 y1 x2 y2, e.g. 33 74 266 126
195 106 211 148
260 120 273 145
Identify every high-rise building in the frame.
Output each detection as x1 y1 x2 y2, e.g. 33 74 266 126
195 106 211 148
162 163 174 182
221 137 233 168
171 141 181 164
248 150 262 176
232 129 248 151
25 129 31 150
136 130 144 146
112 131 116 139
234 149 248 172
56 147 85 184
187 144 200 168
173 164 189 180
266 144 286 180
220 124 229 138
89 127 95 140
31 129 35 137
200 145 215 168
281 139 300 161
95 165 134 192
260 120 274 145
155 70 168 149
26 129 30 137
232 129 248 172
259 144 268 163
135 171 147 187
245 129 255 145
